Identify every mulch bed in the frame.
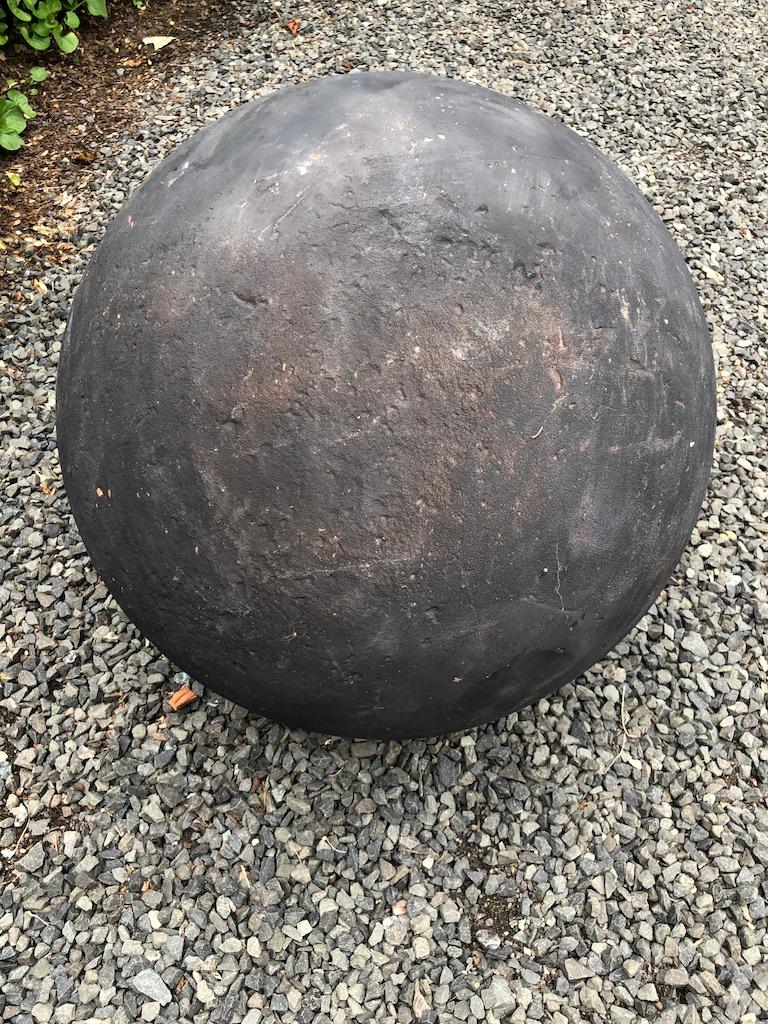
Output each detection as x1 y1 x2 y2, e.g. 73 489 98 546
0 0 261 262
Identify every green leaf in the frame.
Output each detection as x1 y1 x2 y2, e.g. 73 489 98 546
86 0 108 16
0 102 28 135
64 10 80 28
0 132 24 151
5 171 22 186
7 1 32 23
5 78 18 89
19 25 52 50
6 90 36 119
53 28 79 53
34 0 58 21
29 67 51 83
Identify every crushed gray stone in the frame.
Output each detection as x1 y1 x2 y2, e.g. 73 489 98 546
1 1 767 1023
131 970 172 1006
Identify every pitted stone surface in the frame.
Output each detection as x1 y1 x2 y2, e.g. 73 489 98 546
57 72 714 738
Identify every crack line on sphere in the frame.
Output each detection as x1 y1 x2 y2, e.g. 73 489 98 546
555 541 565 613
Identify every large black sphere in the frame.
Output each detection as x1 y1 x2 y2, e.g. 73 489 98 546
57 72 715 738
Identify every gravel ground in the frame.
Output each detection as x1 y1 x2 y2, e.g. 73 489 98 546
2 2 767 1023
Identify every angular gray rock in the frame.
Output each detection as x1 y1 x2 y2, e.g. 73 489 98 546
130 971 172 1007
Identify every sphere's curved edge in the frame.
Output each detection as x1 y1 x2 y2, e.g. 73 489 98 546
56 69 717 740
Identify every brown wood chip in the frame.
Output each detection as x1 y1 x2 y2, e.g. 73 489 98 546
168 684 197 711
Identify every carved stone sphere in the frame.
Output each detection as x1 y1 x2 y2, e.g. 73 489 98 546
57 72 715 738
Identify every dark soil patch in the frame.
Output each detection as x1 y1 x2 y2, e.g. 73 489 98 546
45 802 73 830
0 703 17 762
453 834 488 873
0 0 267 262
473 890 523 944
453 834 528 952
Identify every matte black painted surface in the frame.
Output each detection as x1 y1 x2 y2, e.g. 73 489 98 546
57 72 716 738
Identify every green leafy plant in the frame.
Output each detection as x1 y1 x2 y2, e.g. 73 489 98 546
1 0 108 54
0 66 47 150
